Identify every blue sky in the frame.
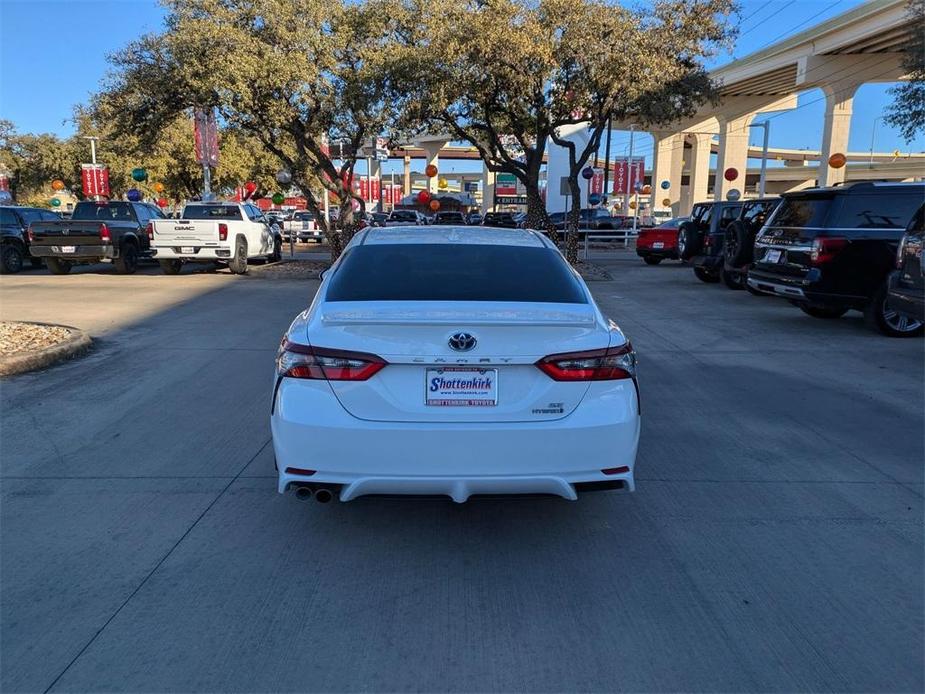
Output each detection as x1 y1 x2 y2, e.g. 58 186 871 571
0 0 921 177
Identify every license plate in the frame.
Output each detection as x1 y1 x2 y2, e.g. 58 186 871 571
180 246 195 254
765 249 782 263
425 367 498 406
60 246 76 253
652 242 664 249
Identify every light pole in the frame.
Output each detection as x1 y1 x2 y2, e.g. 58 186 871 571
748 121 770 198
869 117 881 169
624 125 636 219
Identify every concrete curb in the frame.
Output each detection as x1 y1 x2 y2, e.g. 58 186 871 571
0 323 92 377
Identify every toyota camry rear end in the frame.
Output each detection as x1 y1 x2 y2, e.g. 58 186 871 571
270 226 640 503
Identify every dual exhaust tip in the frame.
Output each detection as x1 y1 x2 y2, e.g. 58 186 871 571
293 485 335 503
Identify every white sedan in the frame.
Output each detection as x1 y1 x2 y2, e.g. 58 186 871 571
271 226 640 503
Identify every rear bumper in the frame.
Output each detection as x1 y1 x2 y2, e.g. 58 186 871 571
636 247 678 259
747 269 867 307
271 378 640 502
887 272 925 322
691 253 722 269
29 244 114 260
152 244 232 260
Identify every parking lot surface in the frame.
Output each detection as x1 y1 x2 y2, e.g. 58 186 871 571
2 255 922 693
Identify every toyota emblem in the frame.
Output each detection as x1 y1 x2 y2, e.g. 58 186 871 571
448 332 477 352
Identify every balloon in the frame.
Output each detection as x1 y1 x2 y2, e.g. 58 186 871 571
429 199 440 211
425 164 438 178
662 198 671 206
438 177 448 189
276 170 292 185
726 189 741 201
828 153 847 169
153 182 165 193
50 198 61 207
126 188 142 202
588 193 603 206
157 197 169 208
660 180 670 190
131 167 147 182
723 167 738 182
271 192 285 205
642 185 651 195
628 200 637 209
51 179 65 191
244 181 258 194
416 190 431 204
581 167 594 180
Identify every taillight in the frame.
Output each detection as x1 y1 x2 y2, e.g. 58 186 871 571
146 222 154 242
810 236 848 265
99 223 111 242
276 340 386 381
27 225 34 243
536 342 636 381
218 223 228 241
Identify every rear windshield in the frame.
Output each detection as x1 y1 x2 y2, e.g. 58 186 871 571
772 197 832 228
389 211 417 221
326 244 587 303
830 193 923 229
72 202 135 221
293 212 314 221
182 205 243 220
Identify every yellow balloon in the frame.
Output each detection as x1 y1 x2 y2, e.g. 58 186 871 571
629 200 637 209
153 182 165 193
438 177 448 189
662 198 671 206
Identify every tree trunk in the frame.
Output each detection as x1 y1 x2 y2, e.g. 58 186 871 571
565 176 582 264
525 185 558 246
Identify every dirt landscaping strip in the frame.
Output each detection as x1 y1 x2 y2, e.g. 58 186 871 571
573 261 614 281
246 260 330 280
0 322 92 377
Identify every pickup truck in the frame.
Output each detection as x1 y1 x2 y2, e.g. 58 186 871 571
282 210 323 243
1 206 61 273
148 201 282 274
28 200 164 274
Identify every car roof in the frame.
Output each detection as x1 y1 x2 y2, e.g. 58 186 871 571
361 225 549 248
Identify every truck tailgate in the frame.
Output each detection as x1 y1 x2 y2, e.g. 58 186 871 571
30 222 105 246
151 220 220 244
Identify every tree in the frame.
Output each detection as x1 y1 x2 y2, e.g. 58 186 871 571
389 0 733 261
99 0 405 257
884 0 925 142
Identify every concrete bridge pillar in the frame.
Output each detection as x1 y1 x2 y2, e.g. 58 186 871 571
819 82 859 187
713 114 754 201
482 161 495 214
650 132 685 216
422 143 446 194
403 155 411 196
684 133 713 215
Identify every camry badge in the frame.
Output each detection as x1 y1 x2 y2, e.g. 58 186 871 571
448 332 477 352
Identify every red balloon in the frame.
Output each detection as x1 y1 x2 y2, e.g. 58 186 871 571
416 190 431 204
723 168 738 182
244 181 258 194
157 198 168 208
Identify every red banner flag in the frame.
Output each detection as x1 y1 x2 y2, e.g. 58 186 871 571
81 164 111 198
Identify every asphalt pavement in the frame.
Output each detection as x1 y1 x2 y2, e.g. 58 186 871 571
1 251 922 693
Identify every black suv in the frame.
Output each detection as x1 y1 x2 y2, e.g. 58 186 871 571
482 212 519 228
748 182 924 336
886 204 924 332
677 200 743 282
0 206 60 273
721 198 781 290
549 209 620 231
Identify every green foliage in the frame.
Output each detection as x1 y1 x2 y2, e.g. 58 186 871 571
884 0 925 142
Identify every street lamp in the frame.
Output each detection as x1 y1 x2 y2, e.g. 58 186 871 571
869 117 881 169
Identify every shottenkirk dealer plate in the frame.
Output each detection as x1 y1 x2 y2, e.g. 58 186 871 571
426 367 498 406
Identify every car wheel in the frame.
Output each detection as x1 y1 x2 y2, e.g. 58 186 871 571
229 238 248 274
799 305 848 319
1 244 25 274
693 266 720 283
865 281 924 337
113 243 138 274
643 256 662 265
159 259 182 275
269 236 282 263
45 258 72 275
724 221 752 266
720 267 745 290
677 222 701 261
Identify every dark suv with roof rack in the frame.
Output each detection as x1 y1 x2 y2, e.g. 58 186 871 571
747 182 924 337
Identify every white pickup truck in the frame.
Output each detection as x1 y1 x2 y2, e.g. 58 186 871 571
282 210 323 243
148 201 282 274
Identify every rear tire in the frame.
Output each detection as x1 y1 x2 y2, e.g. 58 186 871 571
229 238 248 274
693 266 720 283
159 259 182 275
865 281 924 337
677 222 701 261
799 305 848 319
643 256 662 265
721 267 745 290
113 243 138 274
45 258 72 275
1 244 24 274
724 221 752 267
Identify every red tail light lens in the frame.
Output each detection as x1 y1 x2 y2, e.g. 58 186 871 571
536 343 636 381
218 223 228 241
146 222 154 242
277 340 386 381
99 223 111 242
27 225 34 243
810 236 848 265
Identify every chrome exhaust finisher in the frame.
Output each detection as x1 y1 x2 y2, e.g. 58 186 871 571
293 485 313 501
314 488 334 503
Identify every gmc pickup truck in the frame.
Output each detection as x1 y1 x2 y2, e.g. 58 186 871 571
148 201 282 274
28 200 165 274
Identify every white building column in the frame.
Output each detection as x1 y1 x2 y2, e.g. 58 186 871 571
818 82 859 187
684 133 712 214
481 161 495 214
403 155 411 196
713 114 753 202
650 132 684 216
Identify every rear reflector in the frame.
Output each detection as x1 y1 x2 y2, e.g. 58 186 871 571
601 466 630 475
536 342 636 381
277 339 386 381
285 467 316 476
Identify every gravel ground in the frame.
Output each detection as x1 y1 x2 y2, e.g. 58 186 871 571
573 261 614 281
0 322 73 356
247 260 330 280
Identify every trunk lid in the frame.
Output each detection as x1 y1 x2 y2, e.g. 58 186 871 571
302 301 610 423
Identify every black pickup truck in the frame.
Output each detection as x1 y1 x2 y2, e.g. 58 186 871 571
28 200 165 275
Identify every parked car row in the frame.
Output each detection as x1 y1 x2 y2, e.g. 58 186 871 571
637 182 925 337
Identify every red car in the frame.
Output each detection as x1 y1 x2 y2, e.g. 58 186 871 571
636 217 687 265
